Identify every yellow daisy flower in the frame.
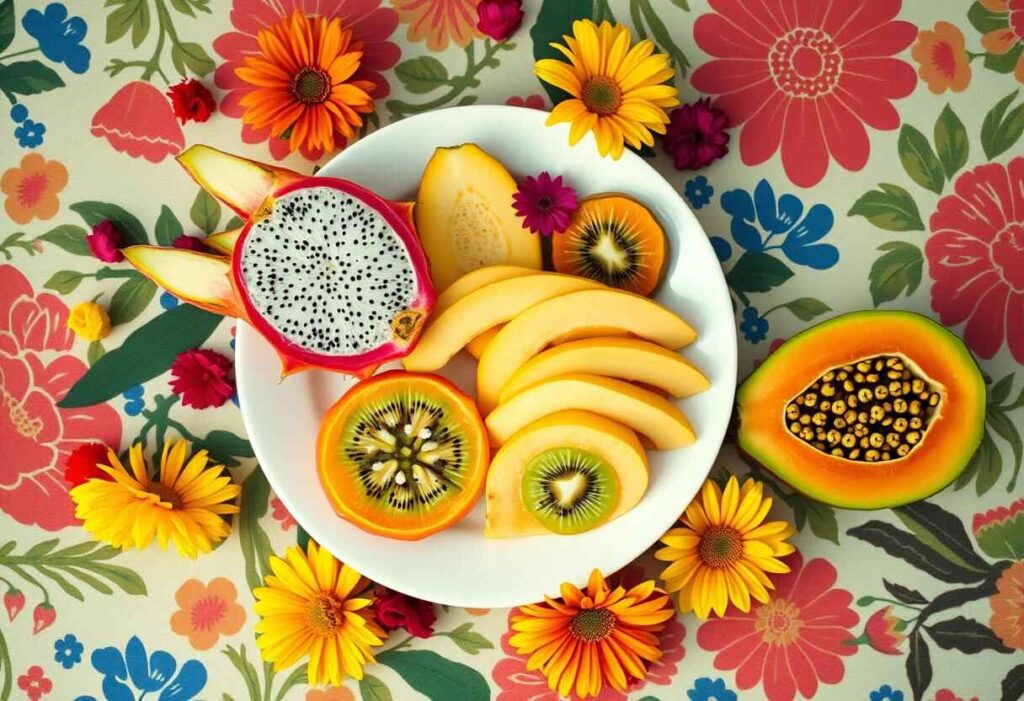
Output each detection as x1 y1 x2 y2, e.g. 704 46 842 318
70 440 241 559
509 569 675 698
655 476 796 619
254 542 384 686
535 19 679 159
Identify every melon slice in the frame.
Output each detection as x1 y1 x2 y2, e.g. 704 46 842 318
177 144 303 218
415 144 542 291
485 410 649 538
122 246 242 317
485 374 695 449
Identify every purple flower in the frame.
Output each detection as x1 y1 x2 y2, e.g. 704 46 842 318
511 172 578 236
663 98 730 171
86 220 123 262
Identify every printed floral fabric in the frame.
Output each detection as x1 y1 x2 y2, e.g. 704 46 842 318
2 1 1023 699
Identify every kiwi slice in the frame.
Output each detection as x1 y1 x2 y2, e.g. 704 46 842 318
341 393 467 513
521 447 618 535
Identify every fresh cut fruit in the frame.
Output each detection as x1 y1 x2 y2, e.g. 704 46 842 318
485 410 649 538
737 311 986 509
317 371 490 540
433 265 536 358
403 273 602 371
123 145 435 378
415 144 542 291
476 288 697 412
499 337 709 403
203 227 241 255
552 194 667 296
485 374 695 449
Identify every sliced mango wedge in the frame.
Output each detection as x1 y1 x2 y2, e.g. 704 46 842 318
485 373 695 449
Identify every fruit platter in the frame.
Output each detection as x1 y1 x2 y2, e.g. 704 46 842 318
123 105 737 607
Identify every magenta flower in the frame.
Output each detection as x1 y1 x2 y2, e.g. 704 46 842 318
663 98 731 171
86 220 123 262
172 234 209 252
512 172 578 236
170 349 234 409
476 0 523 42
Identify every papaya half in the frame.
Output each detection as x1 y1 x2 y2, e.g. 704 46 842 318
737 311 985 509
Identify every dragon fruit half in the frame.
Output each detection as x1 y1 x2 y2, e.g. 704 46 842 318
124 145 435 377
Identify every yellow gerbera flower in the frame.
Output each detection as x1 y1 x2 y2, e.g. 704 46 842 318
655 476 796 619
254 542 384 686
535 19 679 159
509 569 675 699
70 440 241 559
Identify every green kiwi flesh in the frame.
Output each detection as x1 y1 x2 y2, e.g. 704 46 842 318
521 447 618 535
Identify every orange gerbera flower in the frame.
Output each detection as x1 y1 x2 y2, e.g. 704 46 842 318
236 11 376 155
509 569 675 698
911 22 972 94
393 0 482 51
1 153 67 225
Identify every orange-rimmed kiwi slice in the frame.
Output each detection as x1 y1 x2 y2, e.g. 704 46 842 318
552 194 667 297
316 371 489 540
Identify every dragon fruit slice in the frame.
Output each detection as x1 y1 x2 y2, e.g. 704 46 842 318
125 146 435 378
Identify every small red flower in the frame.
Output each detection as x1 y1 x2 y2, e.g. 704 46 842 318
864 606 905 655
172 234 209 252
375 587 436 638
64 442 113 488
270 496 296 530
505 94 546 110
3 588 25 621
17 666 51 701
663 98 731 171
32 602 55 634
476 0 523 42
512 172 578 236
167 78 217 124
170 349 235 409
87 220 123 263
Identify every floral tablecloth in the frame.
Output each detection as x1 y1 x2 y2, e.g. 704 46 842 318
3 0 1024 699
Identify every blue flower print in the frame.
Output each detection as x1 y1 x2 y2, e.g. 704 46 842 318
709 236 732 263
10 104 28 123
159 292 179 310
14 119 45 147
688 676 738 701
22 3 91 74
54 633 84 669
685 175 714 210
88 636 207 701
870 685 905 701
122 385 145 416
721 179 839 270
740 306 768 343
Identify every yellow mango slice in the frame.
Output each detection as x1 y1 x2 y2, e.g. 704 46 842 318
465 327 500 359
434 266 537 315
476 289 697 412
500 337 710 402
485 410 649 538
485 374 695 449
415 145 541 291
403 274 602 371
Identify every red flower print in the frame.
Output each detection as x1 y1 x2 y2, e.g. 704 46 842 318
0 265 122 530
926 157 1024 363
213 0 401 161
491 607 685 700
32 601 56 634
505 94 547 110
691 0 917 188
934 690 979 701
270 495 296 530
17 665 51 701
91 82 185 163
697 551 859 701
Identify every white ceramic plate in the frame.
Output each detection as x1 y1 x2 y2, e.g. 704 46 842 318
236 105 737 608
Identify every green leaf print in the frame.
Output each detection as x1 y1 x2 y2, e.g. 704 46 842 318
395 56 450 94
191 189 222 235
981 90 1024 160
898 124 945 195
868 242 923 306
848 184 925 231
933 105 969 179
377 649 491 701
71 201 149 246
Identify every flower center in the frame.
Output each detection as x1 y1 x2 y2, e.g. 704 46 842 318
2 390 43 440
755 598 803 645
292 66 331 104
190 595 228 630
17 173 49 207
536 195 553 212
992 222 1024 292
930 41 958 79
308 593 345 635
581 76 623 116
569 607 616 642
698 525 743 568
147 482 183 509
769 28 842 97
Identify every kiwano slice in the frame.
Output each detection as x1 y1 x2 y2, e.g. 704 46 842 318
317 371 489 540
